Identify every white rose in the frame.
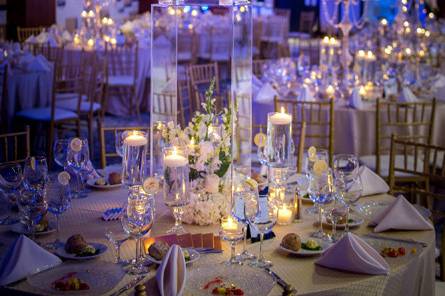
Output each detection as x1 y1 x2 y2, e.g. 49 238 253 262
167 121 175 129
205 174 220 193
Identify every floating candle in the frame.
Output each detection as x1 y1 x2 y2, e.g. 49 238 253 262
277 204 293 225
326 85 335 98
269 107 292 125
357 50 365 59
221 216 238 231
87 38 95 48
164 147 188 168
380 18 388 26
124 132 148 147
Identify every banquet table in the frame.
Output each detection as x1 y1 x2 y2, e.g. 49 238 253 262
0 187 435 296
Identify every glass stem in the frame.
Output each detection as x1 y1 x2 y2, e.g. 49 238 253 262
345 206 350 233
135 237 141 265
116 242 122 263
259 232 264 261
242 224 247 253
230 241 236 262
55 215 60 242
173 206 183 227
318 205 323 233
332 221 336 240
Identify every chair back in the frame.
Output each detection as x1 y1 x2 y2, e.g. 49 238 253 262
274 97 334 166
299 11 315 33
17 27 44 43
177 28 196 63
210 26 231 61
188 62 221 112
177 78 191 127
33 43 64 65
0 126 31 163
375 98 436 176
105 43 138 82
252 59 272 79
152 92 179 123
100 126 150 168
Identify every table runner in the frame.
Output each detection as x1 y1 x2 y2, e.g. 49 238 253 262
0 190 435 296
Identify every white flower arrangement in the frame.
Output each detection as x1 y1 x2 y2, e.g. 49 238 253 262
182 191 230 226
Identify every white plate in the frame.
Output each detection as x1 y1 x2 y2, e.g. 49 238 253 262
10 222 56 236
27 261 124 296
323 216 364 229
86 179 121 190
145 248 200 265
184 264 275 296
279 239 331 256
55 242 107 260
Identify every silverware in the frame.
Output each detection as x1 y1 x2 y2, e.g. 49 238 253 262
193 247 223 254
111 274 147 296
264 267 296 296
364 233 428 247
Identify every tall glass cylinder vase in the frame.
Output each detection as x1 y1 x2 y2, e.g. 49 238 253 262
266 111 292 168
122 131 148 187
163 147 190 234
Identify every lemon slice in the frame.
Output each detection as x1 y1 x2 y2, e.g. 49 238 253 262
70 138 82 152
254 132 267 148
143 177 160 194
244 177 258 191
313 159 328 176
57 171 71 186
308 146 317 162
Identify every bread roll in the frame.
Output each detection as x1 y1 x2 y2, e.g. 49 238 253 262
281 233 301 251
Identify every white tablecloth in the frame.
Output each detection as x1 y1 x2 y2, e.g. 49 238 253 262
0 189 435 296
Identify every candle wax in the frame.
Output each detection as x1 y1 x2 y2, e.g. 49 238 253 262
269 112 292 125
278 205 293 225
164 153 188 168
124 134 148 146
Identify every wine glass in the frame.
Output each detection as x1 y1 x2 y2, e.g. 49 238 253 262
324 197 348 242
162 147 189 234
46 172 72 247
0 163 23 215
304 148 329 174
66 138 90 198
333 154 362 233
23 156 48 194
105 230 130 265
219 216 244 265
53 139 70 168
121 197 154 274
247 194 277 268
308 169 336 240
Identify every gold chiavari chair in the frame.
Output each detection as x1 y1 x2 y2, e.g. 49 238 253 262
297 121 307 174
178 78 192 127
17 27 44 43
0 126 31 164
100 126 150 168
104 43 139 117
388 135 445 280
360 98 436 178
274 97 335 167
151 92 184 126
299 11 315 33
188 63 222 113
33 43 64 65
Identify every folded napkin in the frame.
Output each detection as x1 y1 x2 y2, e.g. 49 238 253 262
62 31 72 43
35 32 48 44
255 82 278 104
0 235 62 285
369 195 433 232
432 74 445 89
298 84 315 102
25 35 36 44
358 166 389 196
383 78 398 98
399 87 419 103
102 207 124 221
156 245 186 296
349 87 365 109
316 233 389 275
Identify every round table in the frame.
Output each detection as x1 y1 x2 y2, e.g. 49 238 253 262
0 188 435 296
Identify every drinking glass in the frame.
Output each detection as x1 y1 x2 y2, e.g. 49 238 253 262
122 130 148 187
66 138 90 198
0 163 23 213
333 154 362 233
23 156 48 194
121 196 154 274
325 198 348 242
265 110 292 168
308 169 336 240
219 216 244 265
248 194 277 268
304 149 329 174
105 230 130 265
53 139 70 168
163 147 189 234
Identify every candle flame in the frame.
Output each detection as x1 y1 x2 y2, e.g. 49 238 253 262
280 106 286 114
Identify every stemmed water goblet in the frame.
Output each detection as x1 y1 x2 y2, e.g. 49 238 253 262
53 139 70 168
121 196 154 274
0 163 23 220
247 194 277 268
324 197 348 242
105 230 130 265
219 216 244 265
333 154 362 233
66 138 90 198
304 148 329 215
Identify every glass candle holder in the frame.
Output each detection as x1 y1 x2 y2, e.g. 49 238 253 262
122 131 148 187
266 109 292 168
163 147 190 234
220 216 244 265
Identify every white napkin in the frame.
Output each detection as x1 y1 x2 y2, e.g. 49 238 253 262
26 56 50 72
47 35 58 47
358 166 389 196
399 87 419 103
0 235 62 285
62 31 72 43
432 74 445 102
316 233 389 275
252 75 263 98
298 84 315 102
156 245 186 296
121 21 135 33
432 74 445 89
25 35 36 44
349 87 365 109
255 82 278 104
369 195 433 232
35 32 48 44
383 78 398 98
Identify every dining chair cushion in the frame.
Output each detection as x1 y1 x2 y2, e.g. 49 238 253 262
359 154 424 177
16 107 78 121
107 75 134 86
56 98 101 113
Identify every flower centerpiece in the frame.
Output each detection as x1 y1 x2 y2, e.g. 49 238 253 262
160 79 233 225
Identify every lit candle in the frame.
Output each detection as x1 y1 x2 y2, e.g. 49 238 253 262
322 36 330 45
164 147 188 168
380 18 388 26
102 17 108 25
425 30 431 38
403 21 409 27
357 50 366 60
277 204 293 225
103 35 110 43
359 85 366 97
326 85 335 98
107 18 114 26
87 38 95 48
81 10 87 18
366 50 375 61
191 9 198 17
74 34 80 45
418 49 425 58
110 38 117 46
329 37 337 47
269 107 292 125
88 10 95 18
428 12 435 19
124 132 148 147
303 78 312 85
405 48 412 57
221 216 238 231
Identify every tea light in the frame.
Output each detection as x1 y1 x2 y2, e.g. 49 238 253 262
74 34 80 45
164 147 188 168
359 85 366 97
357 50 365 59
269 107 292 125
87 38 95 48
103 35 110 43
425 30 431 38
326 85 335 98
221 216 238 231
380 18 388 26
303 78 312 85
124 132 148 147
81 10 88 18
277 204 293 225
87 10 95 18
418 50 425 58
322 36 330 45
110 38 117 46
405 48 412 56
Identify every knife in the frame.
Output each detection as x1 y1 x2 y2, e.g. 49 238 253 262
364 233 428 247
264 267 297 296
